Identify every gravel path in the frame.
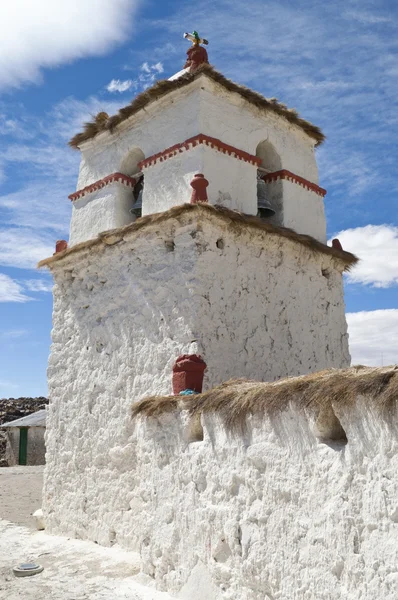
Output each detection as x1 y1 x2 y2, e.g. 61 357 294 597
0 467 43 529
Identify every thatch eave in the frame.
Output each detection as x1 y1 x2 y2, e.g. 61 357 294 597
69 65 325 149
37 204 358 269
132 366 398 431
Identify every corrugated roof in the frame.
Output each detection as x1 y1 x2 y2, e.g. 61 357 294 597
2 409 47 428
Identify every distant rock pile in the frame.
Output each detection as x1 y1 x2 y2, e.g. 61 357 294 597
0 397 48 466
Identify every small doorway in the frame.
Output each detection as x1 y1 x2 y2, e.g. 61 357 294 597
18 428 28 465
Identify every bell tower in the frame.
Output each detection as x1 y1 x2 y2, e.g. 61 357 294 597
42 31 357 456
67 33 327 246
41 33 357 551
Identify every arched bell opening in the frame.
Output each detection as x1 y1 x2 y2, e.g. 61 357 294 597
119 147 145 220
131 175 144 219
255 141 283 225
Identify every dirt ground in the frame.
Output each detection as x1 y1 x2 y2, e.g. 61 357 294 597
0 466 172 600
0 521 172 600
0 466 43 529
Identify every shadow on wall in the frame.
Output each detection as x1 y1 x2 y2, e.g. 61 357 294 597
120 147 145 219
256 140 283 227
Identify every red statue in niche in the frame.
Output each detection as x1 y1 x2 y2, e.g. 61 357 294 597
183 30 209 72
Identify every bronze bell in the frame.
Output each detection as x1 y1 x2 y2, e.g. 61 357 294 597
257 177 275 219
130 188 143 219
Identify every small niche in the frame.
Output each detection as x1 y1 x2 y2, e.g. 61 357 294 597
216 238 225 250
185 413 204 443
165 240 175 252
322 268 331 279
315 406 347 445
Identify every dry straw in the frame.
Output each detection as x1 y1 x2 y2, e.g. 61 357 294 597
38 203 358 269
69 65 325 149
132 366 398 432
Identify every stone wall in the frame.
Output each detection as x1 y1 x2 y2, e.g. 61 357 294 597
0 397 48 466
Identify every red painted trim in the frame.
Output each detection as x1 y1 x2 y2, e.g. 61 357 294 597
138 134 261 170
69 172 137 202
262 169 326 197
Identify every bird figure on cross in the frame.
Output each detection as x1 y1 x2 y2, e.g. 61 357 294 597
183 31 209 71
184 31 209 46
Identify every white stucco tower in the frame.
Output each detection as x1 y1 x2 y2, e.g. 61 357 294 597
40 37 360 571
42 42 357 402
68 62 328 246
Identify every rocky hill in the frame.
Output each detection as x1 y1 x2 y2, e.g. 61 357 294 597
0 397 48 466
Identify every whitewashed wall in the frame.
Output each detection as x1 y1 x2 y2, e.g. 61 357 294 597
142 146 257 217
69 182 136 246
276 180 327 242
46 214 349 408
44 394 398 600
44 213 353 596
70 75 325 244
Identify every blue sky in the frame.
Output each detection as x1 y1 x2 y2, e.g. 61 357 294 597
0 0 397 398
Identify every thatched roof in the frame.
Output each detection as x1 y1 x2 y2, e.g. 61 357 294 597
69 65 325 149
132 366 398 432
37 204 358 269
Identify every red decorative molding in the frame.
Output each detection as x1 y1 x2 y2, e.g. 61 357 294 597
138 134 261 170
69 172 136 202
262 169 326 197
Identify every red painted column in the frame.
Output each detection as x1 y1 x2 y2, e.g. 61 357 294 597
190 173 209 204
184 46 209 72
332 238 343 251
172 355 207 394
54 240 68 254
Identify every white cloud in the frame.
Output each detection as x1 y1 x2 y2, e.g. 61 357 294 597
347 310 398 366
0 95 124 267
144 0 397 200
106 79 135 93
343 11 393 25
48 96 124 142
0 329 29 339
107 62 164 94
0 228 54 269
0 273 31 303
24 279 53 293
331 225 398 288
136 62 164 89
141 62 164 74
0 0 140 90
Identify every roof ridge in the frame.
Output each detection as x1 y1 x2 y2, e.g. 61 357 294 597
69 65 325 149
